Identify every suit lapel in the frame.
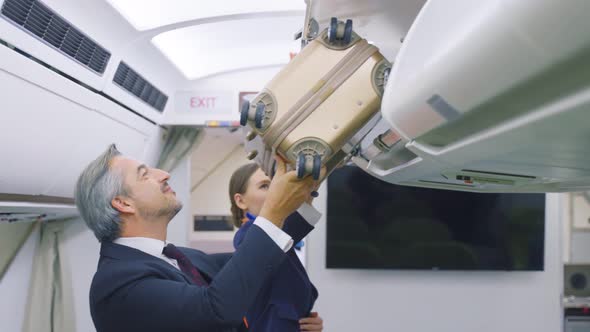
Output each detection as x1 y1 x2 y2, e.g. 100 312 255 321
100 242 195 284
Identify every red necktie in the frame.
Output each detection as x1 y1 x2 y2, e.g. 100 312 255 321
162 243 208 286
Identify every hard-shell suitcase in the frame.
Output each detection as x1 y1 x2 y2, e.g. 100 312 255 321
241 18 391 179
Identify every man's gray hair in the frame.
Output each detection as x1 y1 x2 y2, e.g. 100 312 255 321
74 144 128 242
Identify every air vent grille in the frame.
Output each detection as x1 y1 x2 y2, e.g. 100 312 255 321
1 0 111 74
113 62 168 112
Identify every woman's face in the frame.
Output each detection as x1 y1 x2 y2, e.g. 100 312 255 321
236 168 271 217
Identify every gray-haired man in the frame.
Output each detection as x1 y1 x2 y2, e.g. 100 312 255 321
75 144 321 332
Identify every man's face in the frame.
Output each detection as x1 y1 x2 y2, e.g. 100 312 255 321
111 156 182 221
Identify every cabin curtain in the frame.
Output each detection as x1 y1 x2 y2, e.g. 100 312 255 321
157 126 204 172
0 222 36 280
22 219 76 332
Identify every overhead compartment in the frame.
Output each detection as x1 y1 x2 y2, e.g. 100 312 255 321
0 0 180 123
382 0 590 142
0 0 111 91
0 37 160 199
368 0 590 192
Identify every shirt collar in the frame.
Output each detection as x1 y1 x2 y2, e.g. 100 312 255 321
113 237 167 259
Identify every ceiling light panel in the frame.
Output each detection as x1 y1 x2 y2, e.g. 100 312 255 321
152 16 303 79
106 0 305 30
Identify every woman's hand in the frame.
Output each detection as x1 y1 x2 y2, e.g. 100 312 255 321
299 312 323 331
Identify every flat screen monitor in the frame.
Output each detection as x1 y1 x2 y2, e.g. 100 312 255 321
326 166 545 271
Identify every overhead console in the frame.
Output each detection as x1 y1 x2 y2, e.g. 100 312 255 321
0 0 178 201
0 41 162 199
0 0 176 123
366 0 590 192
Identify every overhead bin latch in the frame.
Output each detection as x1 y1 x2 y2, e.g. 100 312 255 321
295 0 319 48
363 130 402 161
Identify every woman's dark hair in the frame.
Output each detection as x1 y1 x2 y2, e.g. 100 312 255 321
228 163 260 228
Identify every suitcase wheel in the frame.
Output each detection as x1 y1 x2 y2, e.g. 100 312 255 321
328 17 338 43
372 59 393 95
270 159 277 178
297 153 307 179
245 131 257 141
254 103 266 129
240 101 250 126
312 154 322 180
296 153 322 179
328 17 353 45
343 19 353 44
383 67 391 85
247 150 258 160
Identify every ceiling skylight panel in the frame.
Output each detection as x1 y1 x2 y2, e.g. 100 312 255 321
106 0 305 30
152 16 303 79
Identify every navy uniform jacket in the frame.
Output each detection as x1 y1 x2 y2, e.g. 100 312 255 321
233 213 318 332
89 213 309 332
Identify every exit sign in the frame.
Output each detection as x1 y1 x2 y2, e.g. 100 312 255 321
175 91 232 115
190 96 217 108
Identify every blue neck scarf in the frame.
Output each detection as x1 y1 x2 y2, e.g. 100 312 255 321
245 212 256 222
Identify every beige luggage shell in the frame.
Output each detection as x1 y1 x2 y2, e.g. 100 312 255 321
242 22 390 179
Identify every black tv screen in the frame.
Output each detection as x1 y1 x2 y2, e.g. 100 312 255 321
326 166 545 271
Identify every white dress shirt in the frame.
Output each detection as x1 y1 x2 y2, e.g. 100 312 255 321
296 202 322 226
114 237 180 269
114 203 321 260
257 202 321 251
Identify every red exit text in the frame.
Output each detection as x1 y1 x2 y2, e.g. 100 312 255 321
190 97 217 108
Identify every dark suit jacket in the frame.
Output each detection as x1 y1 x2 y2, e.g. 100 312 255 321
89 214 308 332
233 214 317 332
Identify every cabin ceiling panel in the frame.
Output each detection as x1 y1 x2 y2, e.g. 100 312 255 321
106 0 305 31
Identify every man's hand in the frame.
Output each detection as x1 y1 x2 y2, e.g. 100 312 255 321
300 312 323 331
259 156 321 228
